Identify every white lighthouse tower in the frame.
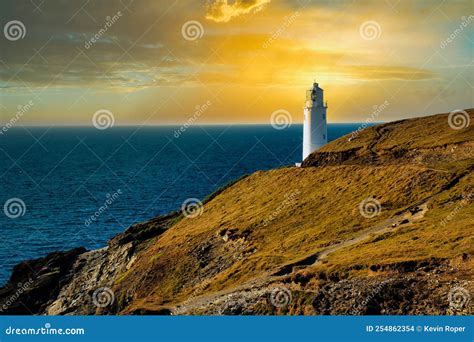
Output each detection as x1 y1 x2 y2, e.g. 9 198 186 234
302 82 327 161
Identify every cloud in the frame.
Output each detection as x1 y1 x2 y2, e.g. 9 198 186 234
0 0 471 124
344 65 437 81
206 0 271 23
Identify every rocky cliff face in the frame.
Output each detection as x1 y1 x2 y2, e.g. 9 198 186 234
0 248 86 314
1 109 473 315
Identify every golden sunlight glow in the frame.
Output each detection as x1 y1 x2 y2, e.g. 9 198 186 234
0 0 472 125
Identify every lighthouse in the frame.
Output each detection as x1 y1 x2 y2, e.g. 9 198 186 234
302 82 327 161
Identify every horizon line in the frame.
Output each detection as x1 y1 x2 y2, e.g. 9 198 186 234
3 122 385 128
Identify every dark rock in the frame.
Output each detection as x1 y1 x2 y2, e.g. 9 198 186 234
0 247 86 315
302 148 362 167
110 211 180 247
129 308 171 315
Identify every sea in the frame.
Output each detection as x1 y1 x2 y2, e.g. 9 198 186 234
0 124 363 285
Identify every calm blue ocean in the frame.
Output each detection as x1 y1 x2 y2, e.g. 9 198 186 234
0 124 363 284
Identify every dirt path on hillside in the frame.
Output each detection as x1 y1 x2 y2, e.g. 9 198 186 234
172 203 428 314
273 202 428 275
317 203 427 262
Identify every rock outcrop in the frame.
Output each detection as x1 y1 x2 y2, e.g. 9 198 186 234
0 248 85 314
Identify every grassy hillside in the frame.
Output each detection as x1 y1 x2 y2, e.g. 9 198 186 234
110 109 473 315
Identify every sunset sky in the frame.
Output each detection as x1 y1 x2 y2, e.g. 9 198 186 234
0 0 472 125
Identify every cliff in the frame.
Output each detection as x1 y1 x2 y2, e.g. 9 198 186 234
1 109 473 315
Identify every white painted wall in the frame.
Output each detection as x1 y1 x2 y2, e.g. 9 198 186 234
303 83 327 161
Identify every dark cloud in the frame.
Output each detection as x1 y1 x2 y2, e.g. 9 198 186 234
0 0 206 89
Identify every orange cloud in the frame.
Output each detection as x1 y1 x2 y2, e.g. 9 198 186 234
206 0 271 23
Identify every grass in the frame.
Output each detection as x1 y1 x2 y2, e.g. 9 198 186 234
110 109 473 313
320 109 474 153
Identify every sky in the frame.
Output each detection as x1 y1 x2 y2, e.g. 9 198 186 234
0 0 472 125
